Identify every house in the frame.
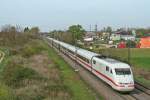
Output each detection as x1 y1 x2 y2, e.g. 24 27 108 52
114 30 136 41
84 32 98 39
120 35 136 41
110 33 121 41
116 30 129 35
83 37 93 42
99 32 110 41
117 41 126 48
83 32 97 45
140 36 150 48
102 32 110 38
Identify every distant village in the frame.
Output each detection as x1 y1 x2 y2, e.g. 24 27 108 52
83 28 150 48
46 25 150 49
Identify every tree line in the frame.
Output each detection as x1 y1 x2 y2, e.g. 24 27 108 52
0 25 40 47
49 25 85 44
49 25 150 44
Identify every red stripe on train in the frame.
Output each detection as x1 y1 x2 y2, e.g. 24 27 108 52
67 52 124 87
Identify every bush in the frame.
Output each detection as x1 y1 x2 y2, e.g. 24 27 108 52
21 40 46 57
21 44 37 57
126 40 136 48
0 83 14 100
2 58 39 87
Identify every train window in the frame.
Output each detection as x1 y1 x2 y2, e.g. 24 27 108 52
106 66 109 71
110 69 113 74
87 60 89 63
96 55 107 59
115 68 131 75
77 54 89 63
68 49 74 54
93 60 96 64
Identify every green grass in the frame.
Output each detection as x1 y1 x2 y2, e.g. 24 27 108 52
0 48 9 74
0 83 14 100
0 49 16 100
135 77 150 87
130 49 150 70
2 59 40 87
20 39 47 58
131 57 150 69
44 42 103 100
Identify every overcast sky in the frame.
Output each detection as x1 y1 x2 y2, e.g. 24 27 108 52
0 0 150 32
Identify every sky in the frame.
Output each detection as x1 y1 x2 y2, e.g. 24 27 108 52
0 0 150 32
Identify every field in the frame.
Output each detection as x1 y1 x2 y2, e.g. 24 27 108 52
91 47 150 87
0 39 102 100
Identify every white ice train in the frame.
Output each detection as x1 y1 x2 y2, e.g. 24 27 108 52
47 37 135 92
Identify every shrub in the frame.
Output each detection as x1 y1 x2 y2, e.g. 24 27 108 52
2 58 39 87
21 44 36 57
21 40 46 57
126 40 136 48
0 83 14 100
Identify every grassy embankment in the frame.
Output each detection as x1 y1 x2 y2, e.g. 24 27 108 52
0 39 103 100
91 47 150 87
45 41 103 100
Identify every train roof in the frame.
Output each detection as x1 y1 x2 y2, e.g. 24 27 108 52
105 58 121 64
60 40 99 59
47 37 130 69
94 56 130 69
77 48 99 59
48 37 99 59
95 56 121 64
53 39 77 52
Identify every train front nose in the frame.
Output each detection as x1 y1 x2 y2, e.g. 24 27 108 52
116 86 134 92
114 68 134 91
115 76 135 91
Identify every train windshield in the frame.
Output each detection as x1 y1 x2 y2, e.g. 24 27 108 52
115 68 131 75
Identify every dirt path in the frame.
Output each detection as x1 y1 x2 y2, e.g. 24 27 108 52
0 51 5 63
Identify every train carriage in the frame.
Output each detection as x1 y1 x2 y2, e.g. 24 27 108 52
47 37 134 92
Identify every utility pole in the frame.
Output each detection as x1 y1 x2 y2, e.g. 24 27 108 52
95 24 98 32
128 34 131 65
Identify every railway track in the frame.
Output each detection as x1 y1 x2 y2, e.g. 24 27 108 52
135 81 150 95
117 79 150 100
129 82 150 100
46 39 150 100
